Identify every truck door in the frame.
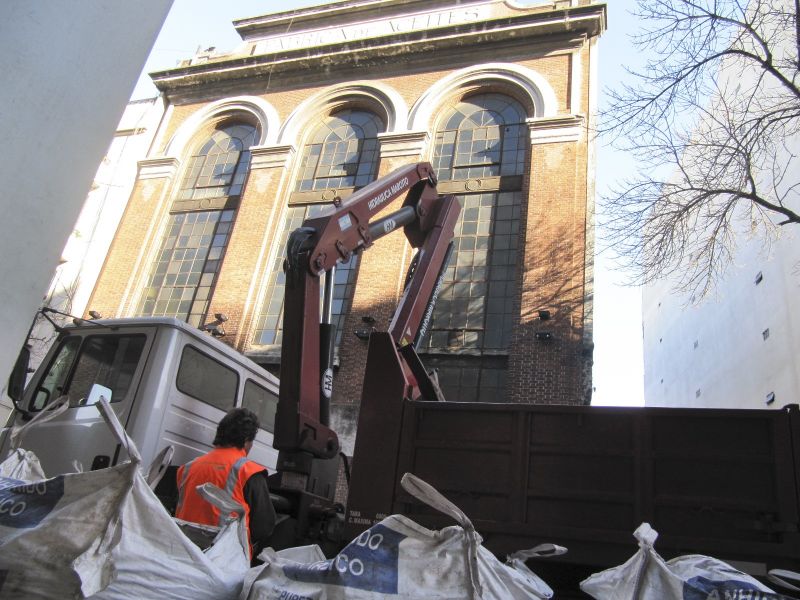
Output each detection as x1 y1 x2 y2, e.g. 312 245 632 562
7 331 153 475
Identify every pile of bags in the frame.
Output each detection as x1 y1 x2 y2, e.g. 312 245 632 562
0 398 562 600
3 400 794 599
241 473 564 600
0 398 250 599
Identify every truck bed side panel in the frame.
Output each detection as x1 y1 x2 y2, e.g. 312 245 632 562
347 401 800 571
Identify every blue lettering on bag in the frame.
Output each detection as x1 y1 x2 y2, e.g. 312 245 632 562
683 576 781 600
0 476 65 529
283 523 406 593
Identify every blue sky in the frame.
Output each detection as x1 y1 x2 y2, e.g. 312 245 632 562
133 0 645 407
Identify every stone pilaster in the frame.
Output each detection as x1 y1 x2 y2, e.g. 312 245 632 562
86 156 181 318
206 144 297 351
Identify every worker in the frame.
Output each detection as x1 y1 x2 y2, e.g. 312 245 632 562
176 407 276 561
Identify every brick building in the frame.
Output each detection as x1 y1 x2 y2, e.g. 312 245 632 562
89 0 606 451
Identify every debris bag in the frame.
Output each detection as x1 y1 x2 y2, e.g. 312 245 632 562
0 398 250 600
580 523 783 600
0 395 71 481
0 448 46 481
241 472 558 600
768 569 800 595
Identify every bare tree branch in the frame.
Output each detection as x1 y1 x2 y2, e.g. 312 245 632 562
601 0 800 298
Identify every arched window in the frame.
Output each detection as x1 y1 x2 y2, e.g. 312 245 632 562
420 93 528 402
432 93 527 180
138 122 258 327
252 110 384 352
296 109 382 191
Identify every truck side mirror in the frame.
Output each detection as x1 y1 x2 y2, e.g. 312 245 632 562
7 345 31 405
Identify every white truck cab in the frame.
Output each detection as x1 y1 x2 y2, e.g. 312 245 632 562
0 317 279 483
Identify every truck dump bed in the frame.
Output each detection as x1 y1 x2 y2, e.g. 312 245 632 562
347 401 800 577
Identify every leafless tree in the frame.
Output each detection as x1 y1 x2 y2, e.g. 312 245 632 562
601 0 800 298
28 271 79 367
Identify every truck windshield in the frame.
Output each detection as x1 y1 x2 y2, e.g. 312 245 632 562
32 334 147 410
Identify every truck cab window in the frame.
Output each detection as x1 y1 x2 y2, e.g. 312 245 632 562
176 345 238 410
33 336 81 410
242 379 277 433
32 334 146 410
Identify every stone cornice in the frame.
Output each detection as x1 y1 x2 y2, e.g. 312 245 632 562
137 157 180 180
151 4 605 102
378 131 429 158
527 115 585 144
249 144 297 170
235 0 487 39
233 0 602 42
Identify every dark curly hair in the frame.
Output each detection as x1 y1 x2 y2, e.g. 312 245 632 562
213 407 260 448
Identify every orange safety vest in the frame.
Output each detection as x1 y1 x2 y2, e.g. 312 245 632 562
175 447 266 547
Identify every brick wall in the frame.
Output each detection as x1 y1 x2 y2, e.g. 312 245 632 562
90 33 595 409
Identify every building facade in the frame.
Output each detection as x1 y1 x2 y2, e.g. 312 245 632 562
88 0 605 451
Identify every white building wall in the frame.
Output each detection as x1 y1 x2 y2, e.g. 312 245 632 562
0 1 172 418
29 98 167 365
643 226 800 409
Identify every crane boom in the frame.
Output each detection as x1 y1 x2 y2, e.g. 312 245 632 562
273 162 460 489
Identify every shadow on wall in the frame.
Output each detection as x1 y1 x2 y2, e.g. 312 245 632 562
511 216 594 406
329 217 594 444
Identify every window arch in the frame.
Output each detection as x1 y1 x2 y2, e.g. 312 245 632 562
419 93 527 402
138 121 258 327
296 109 383 191
252 109 385 352
432 93 527 181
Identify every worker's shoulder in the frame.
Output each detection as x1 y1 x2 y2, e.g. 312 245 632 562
242 459 268 477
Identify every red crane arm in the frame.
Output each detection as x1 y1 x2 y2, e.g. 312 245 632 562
274 162 460 462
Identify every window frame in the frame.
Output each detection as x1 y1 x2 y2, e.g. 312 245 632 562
138 120 258 327
175 344 240 411
241 378 278 433
432 94 528 183
30 333 148 411
294 109 384 196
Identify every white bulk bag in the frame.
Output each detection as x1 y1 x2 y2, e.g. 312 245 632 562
0 448 46 482
580 523 780 600
0 398 250 600
767 569 800 595
0 395 71 481
241 473 559 600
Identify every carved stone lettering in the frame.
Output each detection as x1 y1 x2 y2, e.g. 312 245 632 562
254 7 488 54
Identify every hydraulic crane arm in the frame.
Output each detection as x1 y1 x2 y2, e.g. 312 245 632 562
274 162 460 465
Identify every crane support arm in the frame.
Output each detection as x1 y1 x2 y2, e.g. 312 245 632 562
275 162 459 462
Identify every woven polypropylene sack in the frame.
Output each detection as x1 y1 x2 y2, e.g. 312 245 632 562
580 523 782 600
240 473 556 600
0 399 250 600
